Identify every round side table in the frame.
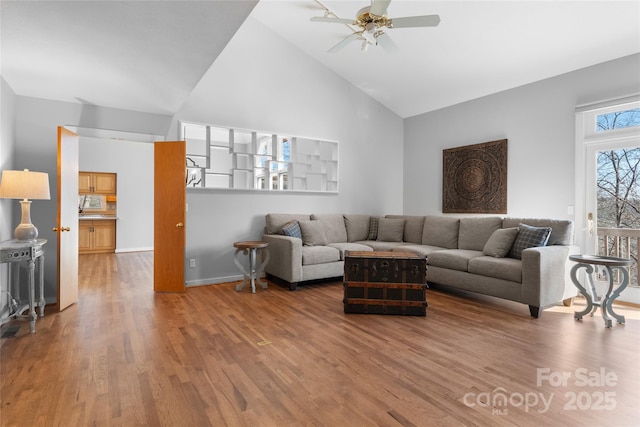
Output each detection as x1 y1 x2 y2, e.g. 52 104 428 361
569 254 633 328
234 241 270 293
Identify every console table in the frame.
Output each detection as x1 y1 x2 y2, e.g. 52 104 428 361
233 241 270 293
569 254 633 328
0 239 47 333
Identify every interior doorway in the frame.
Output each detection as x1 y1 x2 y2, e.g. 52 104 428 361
78 133 156 254
72 127 162 287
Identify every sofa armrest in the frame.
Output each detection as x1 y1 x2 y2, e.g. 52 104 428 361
262 234 303 283
521 245 570 307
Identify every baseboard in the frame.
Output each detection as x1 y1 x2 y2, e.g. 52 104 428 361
115 247 153 253
186 274 258 287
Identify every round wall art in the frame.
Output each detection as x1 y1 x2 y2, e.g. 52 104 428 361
442 139 507 213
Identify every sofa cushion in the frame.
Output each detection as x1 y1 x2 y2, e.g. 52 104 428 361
302 246 341 265
265 213 311 235
393 244 446 258
483 227 519 258
422 216 460 249
468 256 522 283
327 242 374 260
311 214 348 243
377 218 405 242
299 220 328 246
503 217 574 246
282 220 302 239
368 216 380 240
386 215 425 244
427 249 484 272
356 240 406 252
344 214 371 242
508 223 552 259
458 217 503 251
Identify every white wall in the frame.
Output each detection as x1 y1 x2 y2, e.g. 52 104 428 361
1 77 17 320
79 138 154 252
14 96 172 302
168 17 404 285
404 53 640 251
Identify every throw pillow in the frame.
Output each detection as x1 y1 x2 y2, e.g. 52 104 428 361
508 223 552 259
377 218 406 242
367 216 380 240
281 220 302 239
483 227 519 258
298 220 328 246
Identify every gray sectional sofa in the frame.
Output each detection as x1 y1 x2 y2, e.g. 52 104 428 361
262 213 578 318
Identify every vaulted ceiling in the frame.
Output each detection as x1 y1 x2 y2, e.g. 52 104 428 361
2 1 639 119
1 0 258 115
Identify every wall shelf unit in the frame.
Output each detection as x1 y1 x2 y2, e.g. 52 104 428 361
181 121 338 193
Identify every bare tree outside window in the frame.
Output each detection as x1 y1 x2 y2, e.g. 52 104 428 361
597 108 640 132
596 108 640 286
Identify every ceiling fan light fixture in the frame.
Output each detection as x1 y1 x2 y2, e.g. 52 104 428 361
314 0 440 53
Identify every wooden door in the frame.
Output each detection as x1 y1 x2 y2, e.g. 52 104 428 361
56 126 79 311
154 141 186 293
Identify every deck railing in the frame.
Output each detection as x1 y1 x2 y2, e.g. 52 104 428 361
597 227 640 287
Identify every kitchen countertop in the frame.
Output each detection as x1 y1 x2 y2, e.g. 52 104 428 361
79 215 118 221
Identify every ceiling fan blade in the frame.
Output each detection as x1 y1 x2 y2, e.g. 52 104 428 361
375 32 398 53
370 0 391 17
328 33 361 53
310 16 354 24
390 14 441 28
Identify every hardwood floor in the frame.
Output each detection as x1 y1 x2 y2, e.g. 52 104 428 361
2 251 639 426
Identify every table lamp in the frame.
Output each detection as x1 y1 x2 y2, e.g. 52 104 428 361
0 169 51 241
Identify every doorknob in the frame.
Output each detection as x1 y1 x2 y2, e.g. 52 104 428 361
61 227 71 232
52 227 58 232
176 223 184 228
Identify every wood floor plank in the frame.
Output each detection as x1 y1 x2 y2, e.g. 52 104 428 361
2 251 640 426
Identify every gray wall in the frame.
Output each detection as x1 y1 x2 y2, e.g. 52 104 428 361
13 97 172 302
79 138 154 252
404 53 640 251
1 77 17 320
169 17 405 285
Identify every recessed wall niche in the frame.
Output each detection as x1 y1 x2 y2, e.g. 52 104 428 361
181 121 338 193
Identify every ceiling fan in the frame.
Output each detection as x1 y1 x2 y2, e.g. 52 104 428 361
310 0 440 53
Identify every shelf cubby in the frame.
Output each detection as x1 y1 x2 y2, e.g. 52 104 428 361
181 121 338 193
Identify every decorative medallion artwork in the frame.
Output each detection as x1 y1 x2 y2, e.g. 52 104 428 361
442 139 507 213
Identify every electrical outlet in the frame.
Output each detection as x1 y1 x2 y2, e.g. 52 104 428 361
189 259 196 268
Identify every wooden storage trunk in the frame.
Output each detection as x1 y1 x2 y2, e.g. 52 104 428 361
343 251 428 316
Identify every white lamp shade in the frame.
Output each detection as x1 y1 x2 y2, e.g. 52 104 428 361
0 169 51 200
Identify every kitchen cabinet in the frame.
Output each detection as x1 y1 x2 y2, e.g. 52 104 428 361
79 219 116 254
79 172 116 194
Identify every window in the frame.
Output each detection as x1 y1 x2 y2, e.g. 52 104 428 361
597 108 640 132
575 98 640 295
